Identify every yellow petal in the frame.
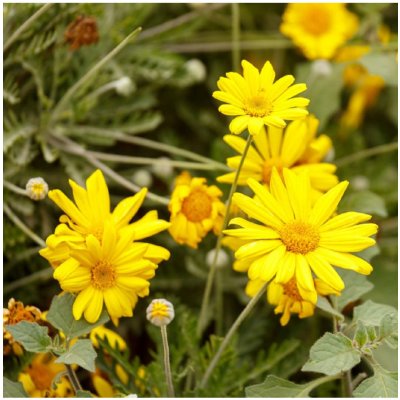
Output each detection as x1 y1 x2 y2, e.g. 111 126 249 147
320 212 372 232
112 188 147 228
83 289 104 323
229 115 250 135
234 239 282 260
275 251 296 283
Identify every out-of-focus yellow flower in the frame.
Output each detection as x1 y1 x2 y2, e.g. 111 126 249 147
224 168 378 301
3 298 42 356
168 172 225 248
90 325 127 351
213 59 309 136
92 365 129 398
335 45 371 63
218 115 338 201
18 353 73 397
280 3 359 60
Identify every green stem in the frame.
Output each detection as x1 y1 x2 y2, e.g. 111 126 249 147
4 268 53 294
231 3 241 71
3 203 46 247
298 373 342 397
4 3 54 52
215 268 224 336
197 134 252 336
199 282 267 389
161 325 175 397
65 364 82 394
335 142 398 167
4 180 28 196
50 27 142 123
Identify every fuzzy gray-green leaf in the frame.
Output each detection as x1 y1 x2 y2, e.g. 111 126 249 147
55 339 97 372
6 321 52 352
353 367 397 397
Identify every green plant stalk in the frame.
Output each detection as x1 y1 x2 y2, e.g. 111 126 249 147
4 180 28 196
161 325 175 397
215 268 224 337
65 364 82 394
298 373 342 397
197 134 253 337
231 3 241 72
50 27 142 123
3 3 54 52
199 282 267 389
4 267 53 294
335 142 398 167
3 203 46 247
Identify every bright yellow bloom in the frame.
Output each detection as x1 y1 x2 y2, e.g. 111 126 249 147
18 353 73 397
53 221 161 323
224 168 378 301
168 172 225 248
213 59 309 136
90 325 127 351
280 3 359 60
218 115 338 200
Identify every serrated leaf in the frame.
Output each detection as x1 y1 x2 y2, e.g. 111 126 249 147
353 300 397 327
379 314 398 349
55 339 97 372
316 296 344 319
354 367 398 397
338 190 387 218
245 374 335 398
302 332 360 375
337 270 374 311
47 293 109 340
3 377 29 398
6 321 52 352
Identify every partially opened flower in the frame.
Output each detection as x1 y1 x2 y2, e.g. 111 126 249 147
146 299 175 327
213 59 309 136
168 172 225 248
218 115 338 200
53 221 160 323
224 168 378 301
280 3 359 60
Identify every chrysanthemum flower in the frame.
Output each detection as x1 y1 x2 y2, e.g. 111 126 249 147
213 59 309 135
168 172 225 248
280 3 359 60
19 353 73 397
224 168 378 300
53 221 159 323
218 115 338 200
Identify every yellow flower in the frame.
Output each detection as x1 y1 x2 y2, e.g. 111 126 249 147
224 168 378 301
213 59 309 136
18 353 73 397
168 172 225 248
217 115 338 200
53 220 162 323
280 3 359 60
90 325 127 351
92 365 129 398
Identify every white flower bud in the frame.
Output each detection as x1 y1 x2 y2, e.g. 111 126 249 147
206 248 229 269
311 59 332 77
184 59 206 82
26 177 48 200
152 157 174 178
146 299 175 327
351 175 370 191
115 77 136 97
132 169 153 188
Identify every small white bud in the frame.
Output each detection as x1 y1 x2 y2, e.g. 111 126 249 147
146 299 175 327
132 169 153 188
184 59 207 82
311 59 332 77
115 77 136 97
26 177 48 200
206 248 229 269
152 157 174 178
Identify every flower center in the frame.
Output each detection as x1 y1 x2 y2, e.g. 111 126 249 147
279 221 320 254
181 190 212 222
91 261 116 290
262 158 284 184
28 363 54 391
302 6 331 36
244 92 272 117
282 278 303 302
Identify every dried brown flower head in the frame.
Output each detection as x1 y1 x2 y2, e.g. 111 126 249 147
64 15 99 50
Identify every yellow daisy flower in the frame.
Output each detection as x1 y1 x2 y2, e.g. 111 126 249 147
18 353 73 397
217 115 338 200
213 59 309 136
53 220 161 323
280 3 359 60
224 168 378 301
168 172 225 248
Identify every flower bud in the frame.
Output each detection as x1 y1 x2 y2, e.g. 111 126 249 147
26 177 48 200
146 299 175 327
206 248 229 269
115 77 136 97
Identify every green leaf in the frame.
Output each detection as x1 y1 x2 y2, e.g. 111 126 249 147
354 367 398 397
354 321 369 348
75 389 95 397
337 270 374 311
47 293 109 339
316 296 344 320
353 300 397 327
359 52 398 87
5 321 52 352
55 339 97 372
379 314 398 349
302 333 360 375
3 377 29 398
338 190 388 218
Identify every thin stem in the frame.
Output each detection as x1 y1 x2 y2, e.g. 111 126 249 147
215 268 224 337
4 180 28 196
342 370 353 397
297 373 342 397
199 282 267 389
50 27 142 123
231 3 240 71
335 142 398 167
4 268 53 294
4 3 54 53
197 134 253 336
352 372 368 389
4 203 46 247
160 325 175 397
65 364 82 394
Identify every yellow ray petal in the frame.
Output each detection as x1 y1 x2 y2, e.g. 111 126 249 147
234 239 282 260
320 212 372 232
112 188 147 228
275 251 296 283
83 289 104 323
